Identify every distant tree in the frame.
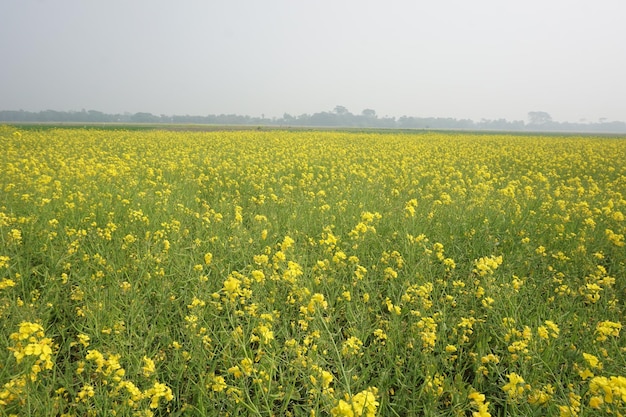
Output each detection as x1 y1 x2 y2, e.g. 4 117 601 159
361 109 377 118
528 111 552 125
333 105 349 115
3 107 625 132
295 114 311 125
87 110 108 122
310 111 339 126
131 112 160 123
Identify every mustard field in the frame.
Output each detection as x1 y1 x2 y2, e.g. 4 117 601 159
1 126 625 416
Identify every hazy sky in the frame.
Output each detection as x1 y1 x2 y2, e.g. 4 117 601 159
2 0 625 122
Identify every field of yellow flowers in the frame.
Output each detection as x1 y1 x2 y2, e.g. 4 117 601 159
1 126 625 416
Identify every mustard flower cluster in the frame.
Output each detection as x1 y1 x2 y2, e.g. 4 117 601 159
331 387 379 417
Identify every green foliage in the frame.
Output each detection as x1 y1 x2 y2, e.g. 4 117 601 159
0 126 625 416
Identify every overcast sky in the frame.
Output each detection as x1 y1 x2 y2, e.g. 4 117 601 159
1 0 625 122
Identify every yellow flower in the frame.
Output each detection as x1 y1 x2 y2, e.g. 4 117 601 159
0 278 16 292
331 399 355 417
255 324 274 344
320 370 334 390
342 336 363 356
307 293 328 313
0 255 10 269
582 353 602 370
228 365 243 379
222 275 242 300
404 198 418 217
527 384 555 405
481 297 495 308
416 316 437 350
13 322 44 341
605 229 625 246
383 267 398 280
9 322 55 378
208 373 227 392
331 387 379 417
240 357 254 376
8 228 22 244
589 375 626 406
253 254 269 266
251 269 265 282
544 320 560 338
280 235 295 251
502 373 527 401
144 381 174 409
473 255 503 276
76 384 95 402
468 391 485 403
481 354 500 364
589 395 603 408
76 333 90 347
468 390 491 417
445 344 457 353
142 356 156 377
578 368 594 380
595 320 621 342
373 329 387 344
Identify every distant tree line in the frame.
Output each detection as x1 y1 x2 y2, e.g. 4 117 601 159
1 107 625 133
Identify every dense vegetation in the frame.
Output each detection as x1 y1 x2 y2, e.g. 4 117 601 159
1 127 625 416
